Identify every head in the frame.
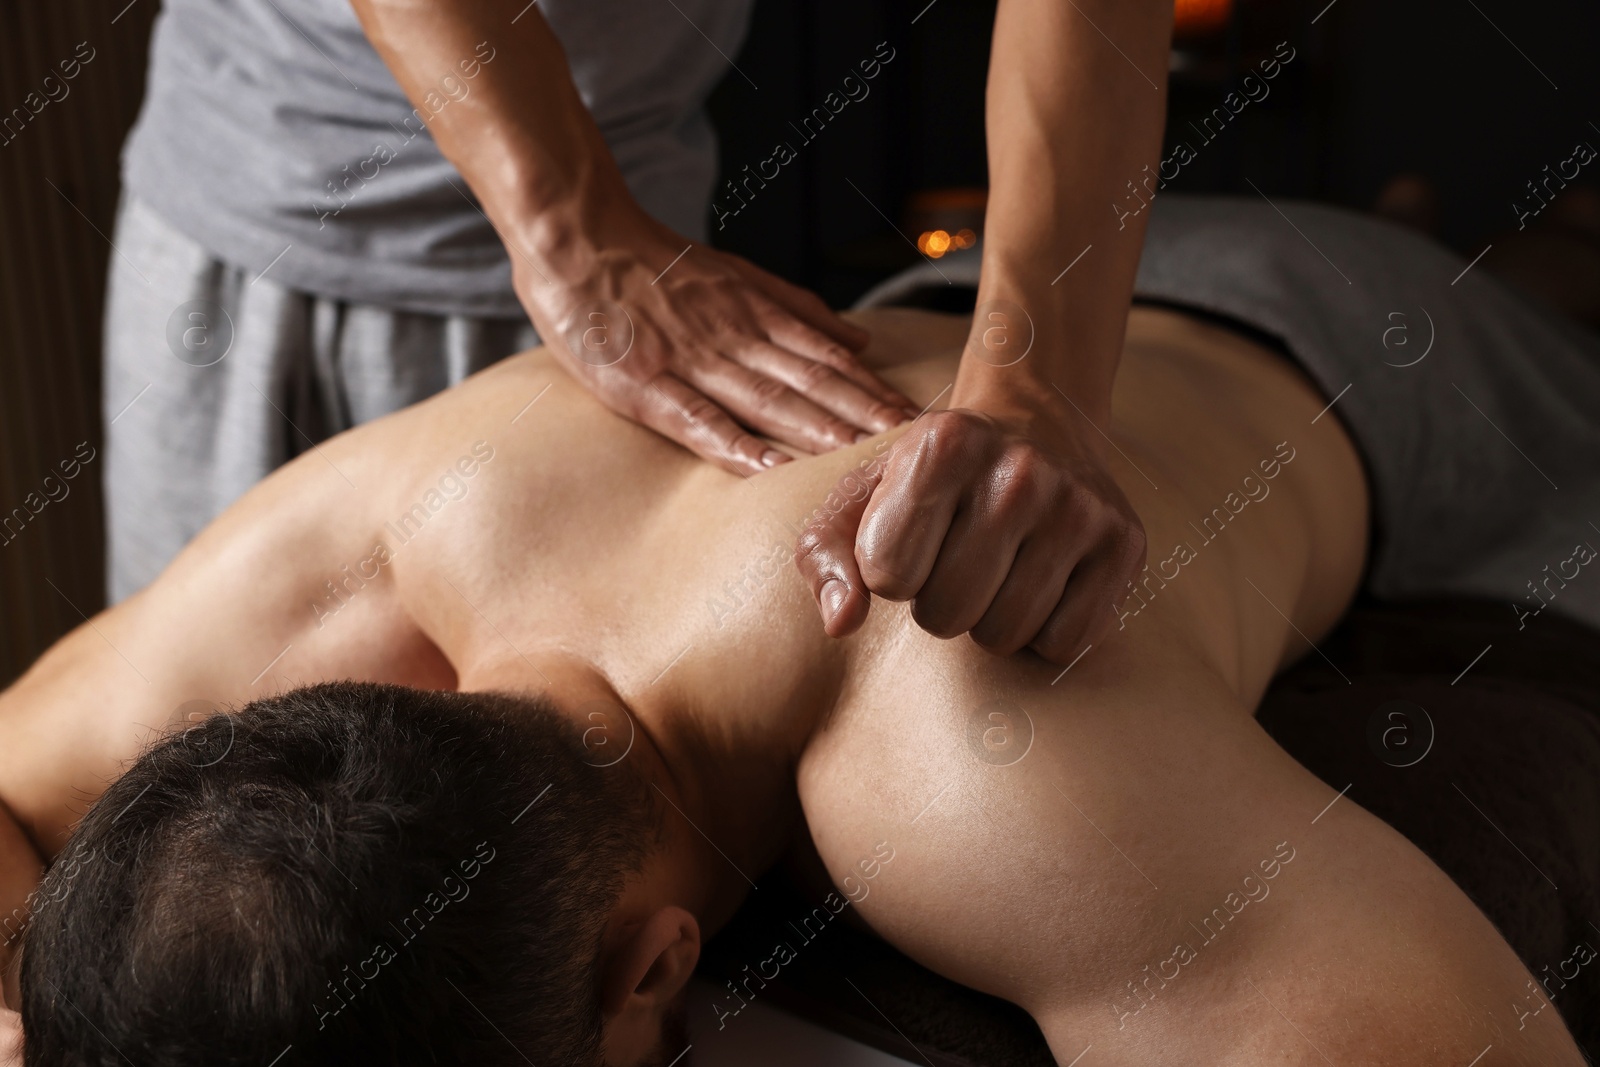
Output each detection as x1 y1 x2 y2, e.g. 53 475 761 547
18 682 702 1066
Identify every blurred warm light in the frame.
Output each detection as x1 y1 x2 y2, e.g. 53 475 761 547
916 227 978 259
1173 0 1231 35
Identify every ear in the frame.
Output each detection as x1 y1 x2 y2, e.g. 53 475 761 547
600 905 700 1065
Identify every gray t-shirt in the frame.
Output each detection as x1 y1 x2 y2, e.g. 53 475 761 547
122 0 752 317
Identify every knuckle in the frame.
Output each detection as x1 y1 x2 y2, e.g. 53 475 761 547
993 448 1051 511
969 619 1022 655
813 341 854 367
676 394 723 428
703 300 746 335
911 596 964 640
793 358 837 391
747 374 792 407
868 399 902 424
1114 519 1149 572
824 418 859 446
792 525 834 572
936 407 983 433
1058 475 1095 511
1056 480 1106 527
1031 632 1072 663
987 478 1035 527
913 410 976 464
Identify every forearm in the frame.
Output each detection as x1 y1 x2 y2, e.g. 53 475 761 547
962 0 1172 420
348 0 638 288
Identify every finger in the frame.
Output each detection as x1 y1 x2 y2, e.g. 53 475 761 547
635 374 788 477
855 417 973 601
734 340 906 434
730 259 873 351
908 524 1017 643
686 356 865 455
795 460 887 636
970 537 1083 656
758 309 915 414
1032 523 1148 664
724 272 914 414
912 449 1078 640
910 501 1026 639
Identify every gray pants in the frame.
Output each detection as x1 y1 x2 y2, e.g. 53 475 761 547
102 197 537 601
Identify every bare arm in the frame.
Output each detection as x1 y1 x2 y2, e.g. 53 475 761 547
963 0 1172 414
800 0 1172 664
346 0 914 474
0 416 456 1013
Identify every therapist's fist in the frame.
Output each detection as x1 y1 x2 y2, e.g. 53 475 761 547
794 405 1148 664
519 208 914 477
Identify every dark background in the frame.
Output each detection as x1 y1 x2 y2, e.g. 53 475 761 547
705 0 1600 307
2 0 1599 682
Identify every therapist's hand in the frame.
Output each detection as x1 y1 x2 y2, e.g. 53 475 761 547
794 399 1147 664
518 206 915 477
348 0 912 476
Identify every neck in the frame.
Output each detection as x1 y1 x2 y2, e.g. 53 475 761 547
457 648 805 935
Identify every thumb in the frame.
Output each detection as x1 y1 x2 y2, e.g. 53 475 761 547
794 457 885 637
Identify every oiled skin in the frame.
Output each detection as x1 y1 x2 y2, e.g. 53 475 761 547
0 308 1580 1064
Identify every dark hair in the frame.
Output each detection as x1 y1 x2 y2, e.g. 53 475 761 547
19 681 657 1066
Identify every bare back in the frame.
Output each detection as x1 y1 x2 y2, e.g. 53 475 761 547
0 308 1578 1063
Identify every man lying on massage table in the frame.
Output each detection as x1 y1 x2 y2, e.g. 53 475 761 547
1 201 1594 1066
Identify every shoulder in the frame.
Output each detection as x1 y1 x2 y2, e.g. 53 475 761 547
0 388 490 851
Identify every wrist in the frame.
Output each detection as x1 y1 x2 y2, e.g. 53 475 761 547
512 179 641 277
962 250 1127 419
952 345 1114 425
494 123 654 285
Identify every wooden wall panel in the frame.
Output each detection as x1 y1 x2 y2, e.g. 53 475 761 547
0 0 158 685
